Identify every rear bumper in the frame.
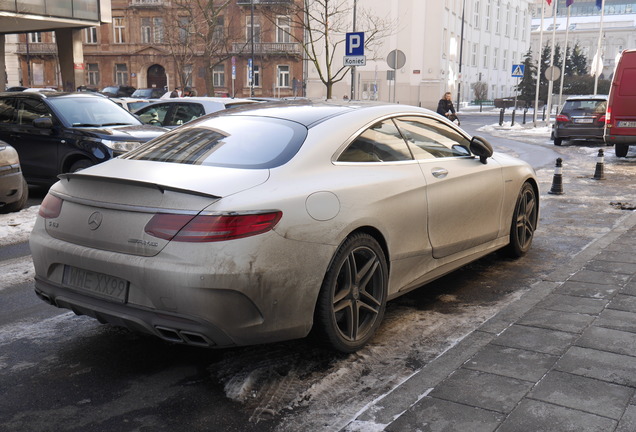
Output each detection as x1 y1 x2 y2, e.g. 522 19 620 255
553 125 604 140
604 134 636 145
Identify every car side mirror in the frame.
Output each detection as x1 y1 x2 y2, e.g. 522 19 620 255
470 136 494 164
33 117 53 129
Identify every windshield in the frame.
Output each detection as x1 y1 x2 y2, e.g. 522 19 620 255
49 97 142 127
123 116 307 169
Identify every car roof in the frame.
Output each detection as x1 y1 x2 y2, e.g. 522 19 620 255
564 95 608 101
0 91 107 100
208 99 426 128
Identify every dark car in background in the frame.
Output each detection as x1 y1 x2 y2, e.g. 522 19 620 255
131 88 165 99
552 95 607 146
0 92 167 185
0 140 28 213
100 85 136 98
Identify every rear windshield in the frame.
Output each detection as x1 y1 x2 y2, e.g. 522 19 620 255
562 99 606 116
48 97 141 127
123 115 308 169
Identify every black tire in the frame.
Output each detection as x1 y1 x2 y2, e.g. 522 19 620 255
615 143 629 158
504 182 538 258
1 176 28 213
554 137 563 146
69 159 93 173
314 233 388 352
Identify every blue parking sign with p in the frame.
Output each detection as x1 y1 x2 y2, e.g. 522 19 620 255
346 32 364 56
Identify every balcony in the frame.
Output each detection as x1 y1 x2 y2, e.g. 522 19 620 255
130 0 168 7
15 43 58 55
231 42 301 56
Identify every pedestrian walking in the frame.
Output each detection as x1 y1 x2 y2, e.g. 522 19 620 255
436 91 460 125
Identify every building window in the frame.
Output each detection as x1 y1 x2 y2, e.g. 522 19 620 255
473 1 480 28
471 43 478 66
213 16 224 40
113 17 125 44
247 15 261 43
503 49 508 71
514 7 519 39
141 18 151 43
493 47 498 69
495 0 501 34
153 17 164 43
247 64 260 87
276 16 291 43
505 4 510 36
277 65 290 87
28 32 42 43
183 64 193 87
115 63 128 85
87 63 99 86
84 27 98 44
522 11 527 41
485 0 491 31
213 64 225 87
483 46 489 68
179 17 191 43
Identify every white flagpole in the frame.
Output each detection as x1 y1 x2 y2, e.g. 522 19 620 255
593 0 606 94
546 1 558 125
558 4 571 109
534 1 546 126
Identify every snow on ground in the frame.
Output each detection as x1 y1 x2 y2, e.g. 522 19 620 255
0 205 39 247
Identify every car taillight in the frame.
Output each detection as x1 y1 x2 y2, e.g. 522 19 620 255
38 194 63 219
605 107 611 125
556 114 570 123
145 211 282 242
598 114 606 123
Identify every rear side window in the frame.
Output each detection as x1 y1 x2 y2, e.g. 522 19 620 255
338 119 413 162
124 115 308 169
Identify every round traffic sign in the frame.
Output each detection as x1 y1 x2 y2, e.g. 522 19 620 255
387 49 406 70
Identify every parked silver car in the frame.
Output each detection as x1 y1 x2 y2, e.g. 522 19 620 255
0 140 28 213
134 97 255 128
30 101 539 352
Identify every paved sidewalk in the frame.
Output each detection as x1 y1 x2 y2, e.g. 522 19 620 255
344 209 636 432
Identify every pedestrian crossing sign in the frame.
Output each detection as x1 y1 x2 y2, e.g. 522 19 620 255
511 64 525 78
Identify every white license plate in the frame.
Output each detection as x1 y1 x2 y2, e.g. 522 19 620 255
617 121 636 128
574 118 594 124
63 266 129 303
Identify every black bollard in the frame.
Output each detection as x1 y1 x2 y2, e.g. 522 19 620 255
511 109 516 126
523 108 527 124
499 108 504 126
592 149 605 180
542 105 546 121
548 158 564 195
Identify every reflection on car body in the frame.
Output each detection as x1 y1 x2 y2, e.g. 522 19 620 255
30 101 539 352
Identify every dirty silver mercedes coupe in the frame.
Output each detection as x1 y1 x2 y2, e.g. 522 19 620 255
30 101 539 352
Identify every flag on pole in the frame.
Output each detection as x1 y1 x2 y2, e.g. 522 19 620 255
596 0 603 8
566 0 574 6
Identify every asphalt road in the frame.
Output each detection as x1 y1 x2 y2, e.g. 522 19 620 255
1 112 633 432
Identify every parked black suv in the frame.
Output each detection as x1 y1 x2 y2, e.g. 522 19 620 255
0 92 167 185
552 95 607 146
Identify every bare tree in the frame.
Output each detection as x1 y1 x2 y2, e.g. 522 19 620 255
268 0 394 99
163 0 242 95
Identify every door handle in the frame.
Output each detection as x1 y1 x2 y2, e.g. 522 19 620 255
431 168 449 178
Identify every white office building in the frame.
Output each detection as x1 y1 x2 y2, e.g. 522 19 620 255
305 0 533 110
530 0 636 81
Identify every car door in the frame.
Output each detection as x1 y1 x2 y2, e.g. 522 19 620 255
0 96 60 183
394 116 504 259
